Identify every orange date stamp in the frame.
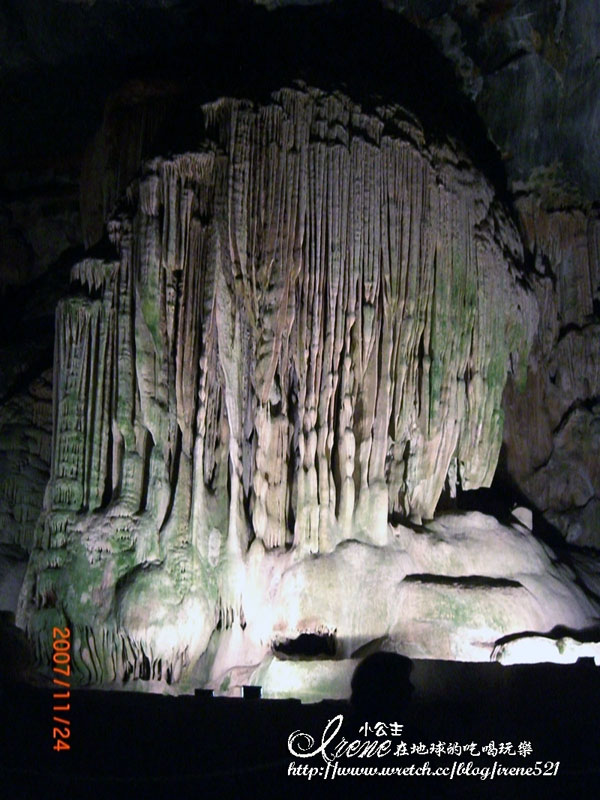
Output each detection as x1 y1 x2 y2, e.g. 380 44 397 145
52 627 71 751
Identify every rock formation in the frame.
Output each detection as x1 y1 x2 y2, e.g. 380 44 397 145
16 85 600 699
4 0 600 558
503 189 600 545
247 510 599 700
0 370 52 552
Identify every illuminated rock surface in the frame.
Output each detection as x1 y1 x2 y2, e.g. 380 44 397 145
493 634 600 666
14 86 600 698
3 0 600 551
221 511 598 699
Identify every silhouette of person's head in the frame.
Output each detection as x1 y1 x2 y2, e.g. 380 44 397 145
351 652 414 719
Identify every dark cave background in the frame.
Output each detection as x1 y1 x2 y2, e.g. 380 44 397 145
1 1 600 797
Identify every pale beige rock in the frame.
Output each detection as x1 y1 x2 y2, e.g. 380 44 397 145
492 635 600 666
511 506 533 530
18 87 549 692
208 511 599 698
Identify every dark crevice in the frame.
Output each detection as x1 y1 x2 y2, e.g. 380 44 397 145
552 395 600 436
330 360 344 519
495 623 600 648
100 425 114 509
570 573 600 608
557 321 584 343
487 48 533 76
138 431 155 514
417 329 425 418
286 363 300 545
273 632 337 659
159 424 182 533
139 649 151 681
403 574 522 589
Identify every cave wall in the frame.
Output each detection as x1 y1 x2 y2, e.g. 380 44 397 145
1 0 600 691
503 196 600 545
16 87 543 687
2 0 600 555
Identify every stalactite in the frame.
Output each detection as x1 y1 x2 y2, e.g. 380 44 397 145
18 86 548 690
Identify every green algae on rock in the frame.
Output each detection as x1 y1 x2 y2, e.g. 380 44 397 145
18 87 550 693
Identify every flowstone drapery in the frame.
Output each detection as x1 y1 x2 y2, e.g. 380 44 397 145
19 86 593 698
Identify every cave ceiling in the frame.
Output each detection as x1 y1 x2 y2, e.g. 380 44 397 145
2 0 599 199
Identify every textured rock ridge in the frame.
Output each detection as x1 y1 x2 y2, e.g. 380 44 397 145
18 87 539 689
503 192 600 545
0 371 52 552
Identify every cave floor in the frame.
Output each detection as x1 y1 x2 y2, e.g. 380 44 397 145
1 658 599 799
